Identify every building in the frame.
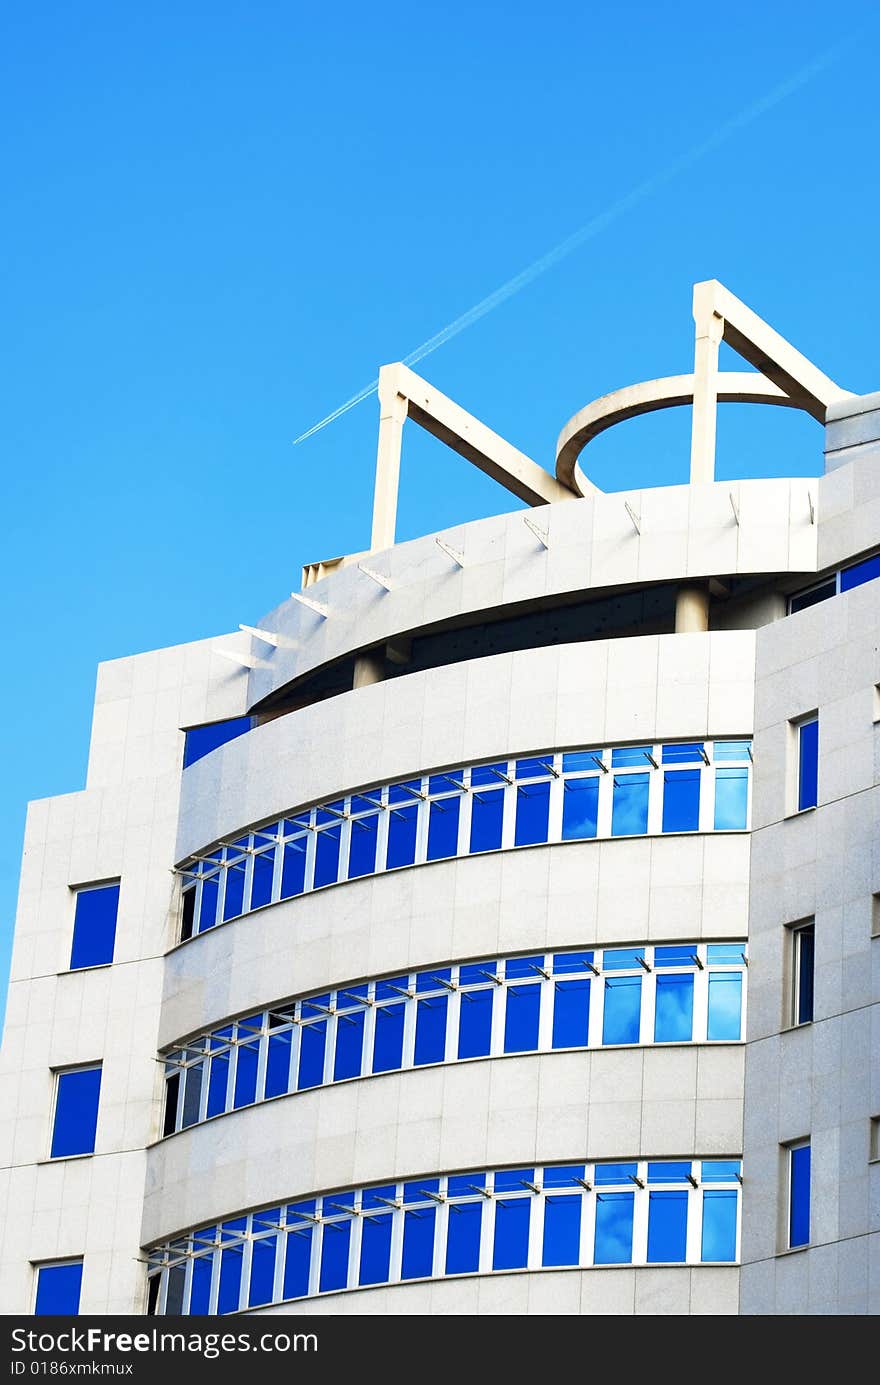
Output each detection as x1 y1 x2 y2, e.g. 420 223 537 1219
1 280 878 1317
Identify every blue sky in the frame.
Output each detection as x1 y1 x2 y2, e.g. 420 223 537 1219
1 1 878 1023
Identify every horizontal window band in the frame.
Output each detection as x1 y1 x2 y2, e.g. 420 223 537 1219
161 942 748 1138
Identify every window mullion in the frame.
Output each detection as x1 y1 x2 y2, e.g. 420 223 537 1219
547 757 564 843
632 1163 650 1264
375 788 391 872
479 1190 495 1274
647 749 663 835
401 975 417 1069
347 1205 363 1292
528 1184 545 1268
685 1180 703 1263
580 1182 596 1267
254 1017 269 1103
362 986 377 1076
595 755 613 838
500 763 516 850
414 777 430 864
446 969 462 1061
308 1207 323 1297
433 1187 450 1278
458 773 473 853
537 959 553 1052
388 1188 405 1284
322 998 338 1086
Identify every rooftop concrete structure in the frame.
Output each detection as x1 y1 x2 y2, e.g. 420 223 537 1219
1 283 877 1315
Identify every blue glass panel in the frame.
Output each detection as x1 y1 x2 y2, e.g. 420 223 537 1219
417 967 452 992
189 1254 213 1313
561 777 599 840
232 1042 259 1109
248 1235 277 1307
603 948 644 970
297 1020 327 1090
662 769 700 832
348 812 378 879
789 1144 811 1248
222 864 246 922
611 745 651 767
798 718 819 811
707 973 742 1040
552 950 594 974
492 1197 530 1269
250 849 275 910
217 1245 243 1314
445 1202 482 1274
552 979 590 1048
647 1162 692 1183
282 1224 313 1300
319 1219 351 1292
183 717 252 769
654 945 696 967
265 1030 293 1099
333 1008 365 1081
706 944 745 964
314 824 341 888
542 1195 581 1266
387 797 419 869
503 983 541 1052
702 1188 738 1261
70 883 119 970
654 973 694 1042
562 751 602 772
469 787 504 852
594 1192 634 1264
514 780 550 846
543 1164 585 1188
401 1205 436 1280
471 762 507 787
611 772 649 836
714 768 749 830
603 976 641 1045
515 756 553 778
505 955 543 980
372 1003 405 1073
494 1168 534 1194
35 1262 83 1315
206 1050 230 1117
429 772 463 794
198 875 219 933
164 1264 186 1315
51 1067 102 1158
427 796 460 860
701 1161 741 1182
414 994 447 1065
458 988 493 1058
280 840 307 899
647 1190 688 1262
594 1162 638 1185
662 742 704 763
448 1173 485 1196
840 551 880 591
359 1213 393 1286
713 740 751 761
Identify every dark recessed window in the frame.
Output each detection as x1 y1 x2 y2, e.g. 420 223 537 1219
182 716 253 769
69 882 119 971
34 1260 83 1315
791 921 815 1025
797 716 819 811
51 1066 102 1158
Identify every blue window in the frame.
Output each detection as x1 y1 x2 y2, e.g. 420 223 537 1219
373 983 406 1074
445 1200 482 1274
265 1028 293 1099
283 1207 315 1299
789 1142 811 1248
458 969 494 1058
514 778 550 847
386 783 421 868
707 972 742 1041
51 1066 102 1158
334 990 367 1081
647 1190 688 1262
492 1172 532 1269
250 847 275 910
298 999 329 1089
414 984 448 1066
662 769 700 832
359 1187 396 1286
232 1034 259 1109
561 776 599 840
222 854 247 922
69 883 119 971
427 780 461 860
469 765 506 852
714 768 748 830
593 1192 634 1264
206 1040 231 1116
189 1253 213 1313
792 922 815 1025
840 551 880 592
217 1238 244 1313
248 1230 278 1308
348 801 379 878
611 771 649 836
314 807 343 887
654 973 694 1042
197 873 220 933
280 821 309 899
602 975 641 1045
797 717 819 811
183 716 253 769
35 1261 83 1315
320 1200 353 1292
401 1183 437 1280
552 978 590 1049
542 1170 582 1267
503 959 541 1052
702 1189 738 1261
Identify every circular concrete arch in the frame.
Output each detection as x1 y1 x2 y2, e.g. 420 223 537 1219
556 372 815 495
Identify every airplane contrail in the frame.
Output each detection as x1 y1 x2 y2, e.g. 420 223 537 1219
293 35 853 446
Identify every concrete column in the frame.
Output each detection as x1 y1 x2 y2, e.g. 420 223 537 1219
353 651 386 688
675 584 710 633
371 370 409 552
690 282 724 485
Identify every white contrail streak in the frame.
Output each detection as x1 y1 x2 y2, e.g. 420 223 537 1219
292 36 852 446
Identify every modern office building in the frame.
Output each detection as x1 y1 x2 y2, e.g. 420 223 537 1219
1 281 878 1317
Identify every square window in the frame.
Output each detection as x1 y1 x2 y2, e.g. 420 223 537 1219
788 920 815 1026
69 882 119 970
34 1260 83 1315
51 1066 102 1158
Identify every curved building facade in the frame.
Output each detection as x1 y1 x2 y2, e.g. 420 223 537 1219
1 281 878 1316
